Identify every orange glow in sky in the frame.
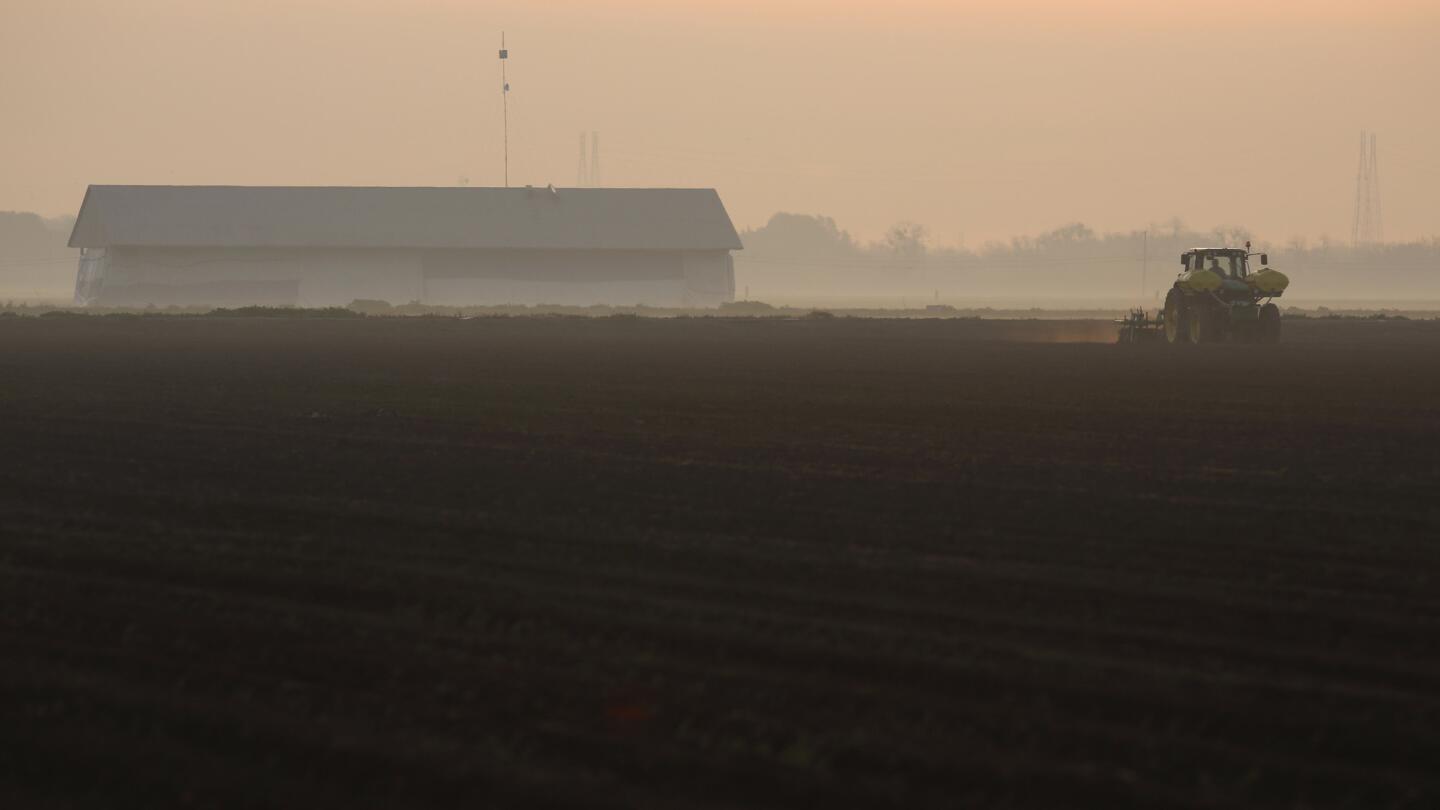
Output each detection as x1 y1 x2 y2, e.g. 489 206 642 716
3 0 1439 244
470 0 1440 25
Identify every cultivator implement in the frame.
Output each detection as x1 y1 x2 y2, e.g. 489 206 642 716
1115 308 1163 344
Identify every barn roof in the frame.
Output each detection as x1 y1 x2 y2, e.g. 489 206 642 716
68 185 743 251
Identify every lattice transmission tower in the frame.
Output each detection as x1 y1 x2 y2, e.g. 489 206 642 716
1351 131 1383 246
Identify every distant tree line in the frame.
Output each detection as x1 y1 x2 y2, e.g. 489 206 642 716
3 207 1436 305
738 213 1440 303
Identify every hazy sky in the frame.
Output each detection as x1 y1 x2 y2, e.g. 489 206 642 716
3 0 1438 244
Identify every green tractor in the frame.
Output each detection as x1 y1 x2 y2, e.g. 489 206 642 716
1160 243 1289 344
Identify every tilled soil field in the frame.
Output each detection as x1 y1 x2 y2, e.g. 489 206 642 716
1 316 1437 809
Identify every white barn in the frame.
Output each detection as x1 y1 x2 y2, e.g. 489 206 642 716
68 185 742 308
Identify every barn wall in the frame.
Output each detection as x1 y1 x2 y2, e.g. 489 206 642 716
422 277 691 307
85 247 735 308
681 251 736 307
94 248 423 307
421 249 695 307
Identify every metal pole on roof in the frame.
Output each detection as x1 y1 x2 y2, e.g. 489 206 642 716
590 132 600 187
500 33 510 188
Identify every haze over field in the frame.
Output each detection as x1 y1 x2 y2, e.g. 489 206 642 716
3 0 1439 248
6 6 1440 806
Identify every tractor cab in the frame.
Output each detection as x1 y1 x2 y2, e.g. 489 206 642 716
1180 248 1252 281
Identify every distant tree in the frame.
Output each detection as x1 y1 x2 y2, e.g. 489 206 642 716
883 222 929 261
740 213 859 259
0 212 57 254
1036 222 1095 250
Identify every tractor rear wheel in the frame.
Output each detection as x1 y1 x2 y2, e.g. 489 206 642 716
1258 303 1281 344
1187 305 1218 344
1164 288 1189 345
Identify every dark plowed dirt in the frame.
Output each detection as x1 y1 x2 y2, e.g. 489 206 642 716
2 316 1437 809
